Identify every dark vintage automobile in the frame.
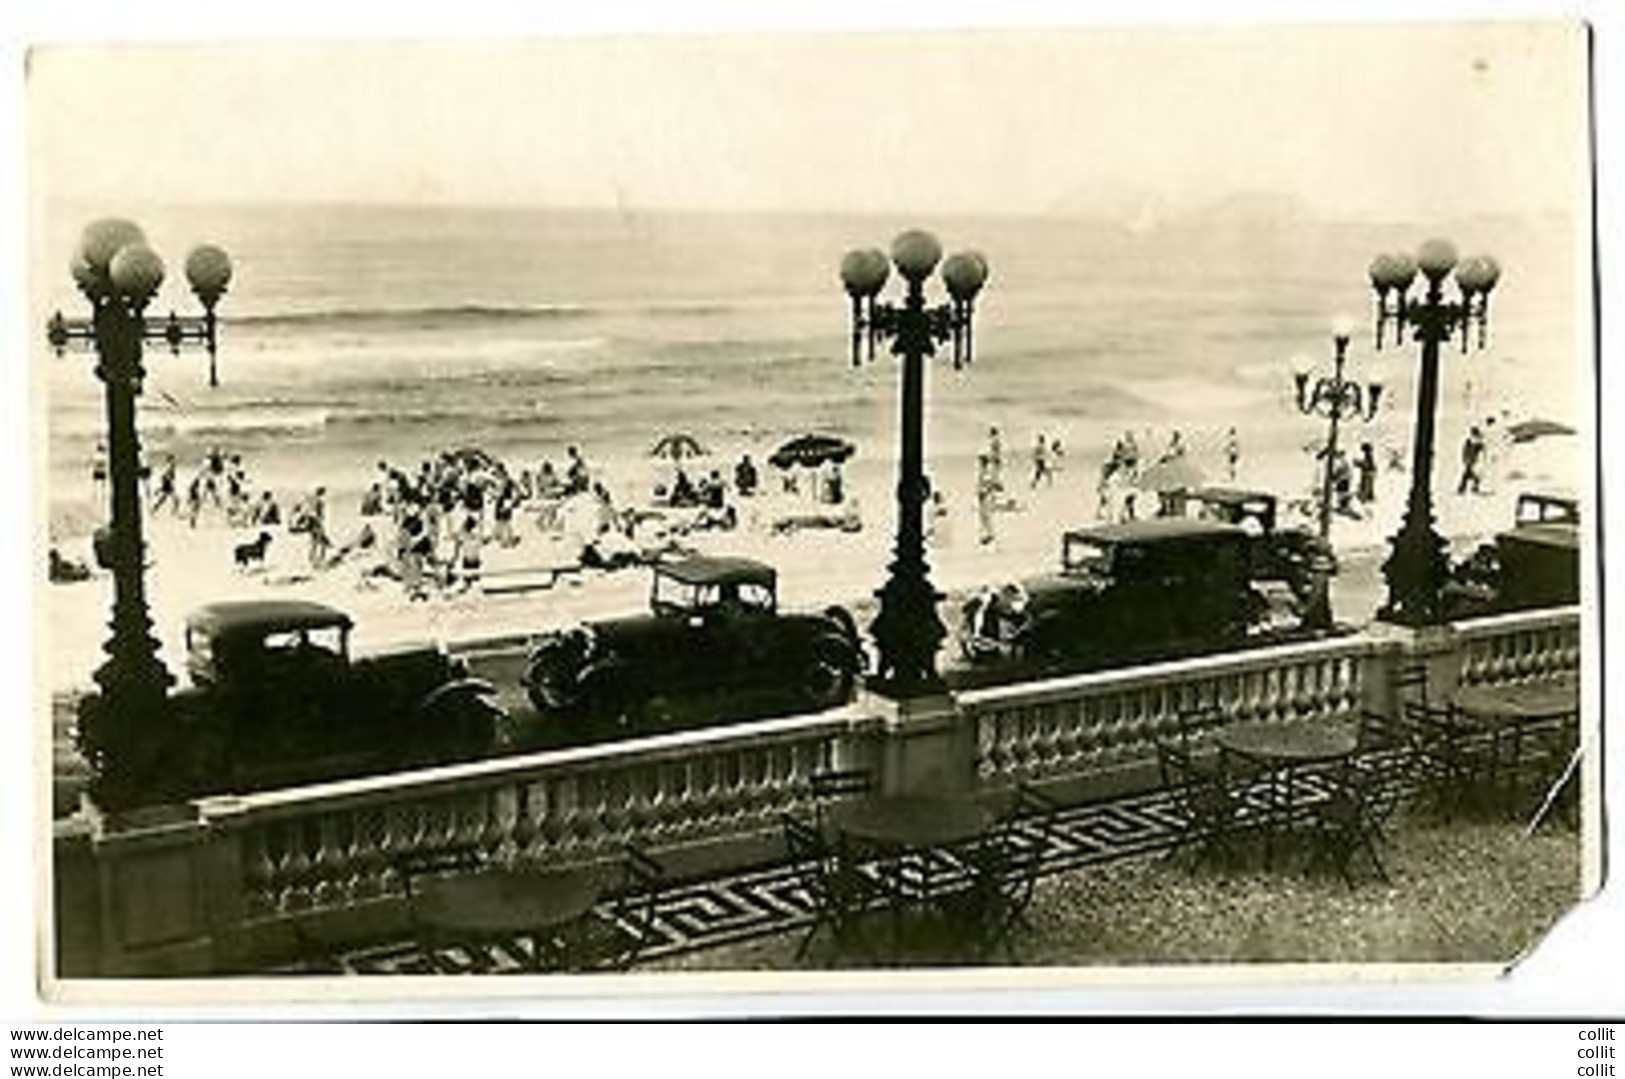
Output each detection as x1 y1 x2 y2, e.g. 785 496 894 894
957 518 1272 676
1185 487 1337 587
522 555 863 739
1444 490 1581 618
167 599 507 793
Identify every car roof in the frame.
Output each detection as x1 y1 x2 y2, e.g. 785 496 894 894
1064 518 1249 544
1194 486 1277 506
186 599 354 637
1516 487 1580 507
657 555 777 587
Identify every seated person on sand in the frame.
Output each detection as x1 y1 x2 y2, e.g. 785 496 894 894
48 546 92 584
251 491 282 527
670 468 700 507
535 461 564 498
580 525 641 571
702 471 727 510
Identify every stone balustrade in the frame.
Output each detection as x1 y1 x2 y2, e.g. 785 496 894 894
55 606 1584 977
1454 605 1582 686
213 705 880 923
964 635 1382 793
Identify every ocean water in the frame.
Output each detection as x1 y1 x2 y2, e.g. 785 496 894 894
37 201 1583 537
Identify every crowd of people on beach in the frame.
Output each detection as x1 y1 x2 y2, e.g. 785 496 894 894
207 441 800 601
141 446 285 531
355 446 612 599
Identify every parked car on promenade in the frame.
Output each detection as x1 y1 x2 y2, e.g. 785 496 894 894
521 555 864 741
1444 490 1581 618
1185 486 1337 586
161 599 507 794
956 518 1274 677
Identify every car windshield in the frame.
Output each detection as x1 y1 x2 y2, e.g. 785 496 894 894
260 626 345 658
652 575 774 613
1063 536 1113 574
1515 495 1579 525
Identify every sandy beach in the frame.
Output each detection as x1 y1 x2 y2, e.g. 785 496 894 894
42 427 1576 698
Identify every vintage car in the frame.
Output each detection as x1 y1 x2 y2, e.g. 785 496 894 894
522 555 863 738
1186 486 1337 585
1444 490 1581 618
168 599 507 793
957 518 1271 674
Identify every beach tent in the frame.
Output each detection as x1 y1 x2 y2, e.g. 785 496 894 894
769 434 856 470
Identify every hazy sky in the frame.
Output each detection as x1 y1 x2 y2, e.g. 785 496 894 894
25 22 1586 222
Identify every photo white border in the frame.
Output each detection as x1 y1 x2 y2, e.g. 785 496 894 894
5 0 1619 1022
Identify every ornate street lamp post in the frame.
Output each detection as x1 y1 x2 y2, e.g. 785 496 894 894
47 218 232 810
841 230 987 697
1290 321 1382 540
1368 238 1499 627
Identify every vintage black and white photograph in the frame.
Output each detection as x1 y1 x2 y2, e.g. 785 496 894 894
28 20 1597 993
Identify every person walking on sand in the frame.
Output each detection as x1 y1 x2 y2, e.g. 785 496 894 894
304 486 331 569
453 511 483 592
185 474 203 529
1160 429 1186 464
492 480 519 547
90 441 108 503
150 454 178 516
1030 432 1054 488
1457 425 1487 495
1355 442 1378 505
734 454 759 497
1096 457 1115 521
1225 427 1240 481
976 454 998 546
986 426 1004 489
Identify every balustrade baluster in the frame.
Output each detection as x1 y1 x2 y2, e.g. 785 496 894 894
486 785 518 865
309 813 348 909
509 780 540 862
280 820 317 912
1053 698 1084 766
558 772 595 859
241 826 278 917
350 806 389 901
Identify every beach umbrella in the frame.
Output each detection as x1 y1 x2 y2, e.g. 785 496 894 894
445 446 498 470
1500 432 1582 487
649 433 708 461
1135 456 1206 493
1506 418 1577 444
769 434 856 470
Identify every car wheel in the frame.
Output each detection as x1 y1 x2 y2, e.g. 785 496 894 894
420 691 504 759
526 670 578 714
802 649 855 710
525 649 585 715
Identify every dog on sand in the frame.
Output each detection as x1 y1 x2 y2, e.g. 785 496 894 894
234 531 273 570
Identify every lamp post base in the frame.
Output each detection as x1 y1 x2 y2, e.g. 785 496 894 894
1377 517 1453 628
867 572 948 700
